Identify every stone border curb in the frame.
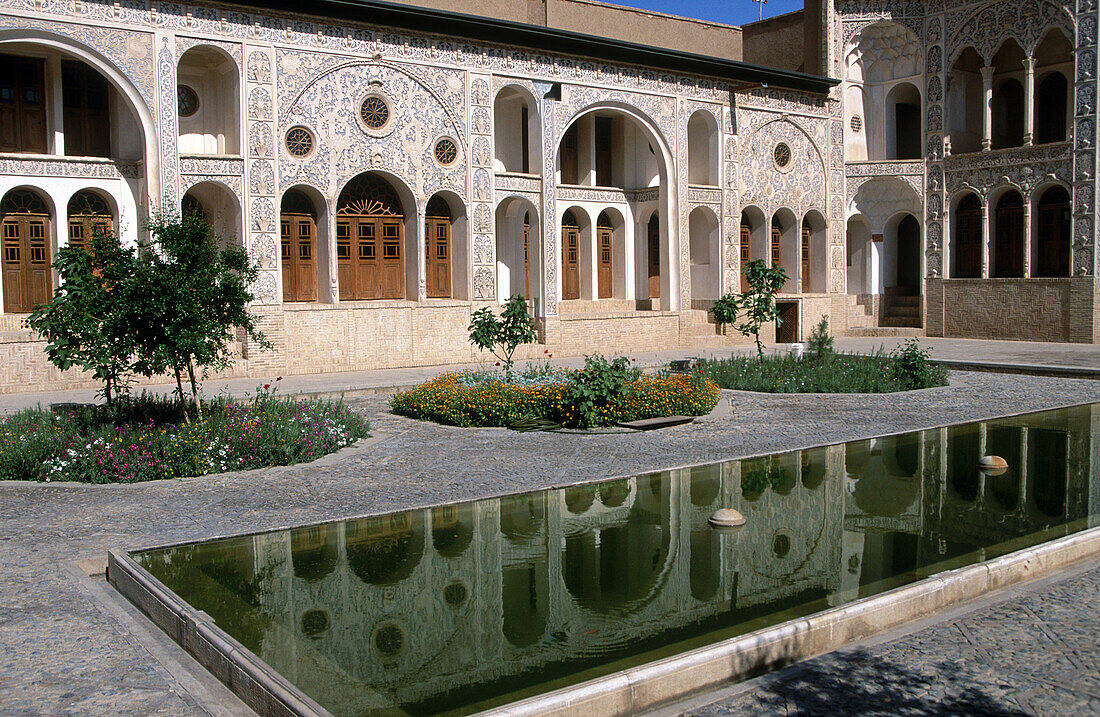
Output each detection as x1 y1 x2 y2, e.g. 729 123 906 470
107 520 1100 717
478 523 1100 716
107 551 332 717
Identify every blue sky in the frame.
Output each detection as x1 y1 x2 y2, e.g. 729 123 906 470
606 0 804 27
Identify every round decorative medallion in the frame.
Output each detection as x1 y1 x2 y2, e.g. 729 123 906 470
773 142 791 168
177 85 199 117
434 137 458 165
285 126 314 158
850 114 863 133
374 624 404 655
360 94 390 130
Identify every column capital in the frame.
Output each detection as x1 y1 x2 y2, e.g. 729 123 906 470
980 65 996 82
1021 56 1036 72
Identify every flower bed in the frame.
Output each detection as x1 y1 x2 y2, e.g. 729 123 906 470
0 391 370 484
701 341 947 393
390 365 720 428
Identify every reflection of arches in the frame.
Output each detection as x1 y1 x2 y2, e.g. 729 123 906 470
948 425 980 502
502 562 547 647
688 206 720 301
848 436 920 516
280 189 318 302
182 181 242 248
290 525 337 583
599 478 631 507
493 85 539 174
689 464 720 506
993 190 1024 278
689 529 720 602
346 512 425 586
66 190 114 251
1028 428 1066 519
336 172 407 300
800 447 826 490
431 503 473 558
1 188 52 313
562 520 669 613
496 196 539 304
500 493 545 541
985 426 1022 511
565 484 596 514
952 193 982 278
1035 185 1070 277
177 46 240 155
687 109 719 185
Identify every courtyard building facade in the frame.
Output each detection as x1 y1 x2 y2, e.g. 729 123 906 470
0 0 1093 392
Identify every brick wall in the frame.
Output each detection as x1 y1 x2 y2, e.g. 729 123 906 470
938 279 1097 343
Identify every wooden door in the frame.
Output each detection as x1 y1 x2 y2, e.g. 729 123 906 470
2 213 51 313
61 60 110 158
523 219 530 299
0 56 46 154
740 221 751 292
379 219 404 299
955 197 982 278
776 302 798 343
337 217 405 300
994 196 1024 278
561 125 578 185
771 226 782 272
801 226 811 292
67 215 111 252
425 216 451 298
281 214 316 302
562 225 579 300
595 117 612 186
1037 189 1070 276
597 226 612 298
648 215 660 299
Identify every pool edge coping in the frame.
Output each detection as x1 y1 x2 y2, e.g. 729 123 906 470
106 522 1100 717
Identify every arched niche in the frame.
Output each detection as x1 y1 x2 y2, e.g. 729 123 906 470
280 187 326 303
687 109 719 186
177 45 240 155
1034 29 1072 145
951 192 983 278
845 214 872 295
885 82 921 160
559 206 589 301
595 207 627 300
1033 184 1070 277
688 205 720 303
334 171 417 301
991 40 1026 150
845 22 923 161
991 188 1024 278
801 209 827 294
947 47 984 154
740 205 767 293
66 189 116 251
345 511 425 586
425 191 469 300
493 85 540 175
182 181 242 249
495 196 540 306
882 212 922 293
771 207 798 294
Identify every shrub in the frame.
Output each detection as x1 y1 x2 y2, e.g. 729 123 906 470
565 355 642 428
724 260 789 359
807 315 835 360
888 338 945 390
710 293 739 330
0 390 369 483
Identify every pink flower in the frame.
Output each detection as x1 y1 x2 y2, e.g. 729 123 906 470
263 384 270 389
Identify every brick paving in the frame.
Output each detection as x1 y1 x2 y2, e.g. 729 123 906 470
0 367 1099 714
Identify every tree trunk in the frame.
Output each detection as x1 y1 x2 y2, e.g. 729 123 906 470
186 359 202 420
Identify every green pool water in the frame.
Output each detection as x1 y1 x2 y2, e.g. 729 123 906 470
134 404 1100 716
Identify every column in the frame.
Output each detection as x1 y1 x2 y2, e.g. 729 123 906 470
416 203 427 301
1022 202 1032 277
981 199 991 278
1022 57 1035 146
981 66 994 151
47 54 64 155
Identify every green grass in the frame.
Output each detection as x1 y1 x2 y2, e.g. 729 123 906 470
0 390 370 483
700 347 948 394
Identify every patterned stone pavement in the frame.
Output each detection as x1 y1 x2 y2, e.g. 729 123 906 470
665 562 1100 717
1 370 1100 715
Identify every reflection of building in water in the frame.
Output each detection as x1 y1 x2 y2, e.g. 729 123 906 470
232 406 1096 715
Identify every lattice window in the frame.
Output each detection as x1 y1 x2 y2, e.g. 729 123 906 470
360 95 390 130
434 137 457 165
285 126 314 158
337 174 402 216
177 85 198 117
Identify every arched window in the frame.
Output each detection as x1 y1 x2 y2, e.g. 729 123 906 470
336 174 404 300
561 210 580 300
740 218 751 292
801 224 811 291
647 213 660 299
596 210 613 299
67 191 112 251
1 189 52 313
1036 186 1070 277
280 190 317 302
0 55 46 154
687 110 718 185
1035 73 1068 144
560 125 579 185
425 195 452 299
993 191 1024 278
953 194 982 278
771 221 782 272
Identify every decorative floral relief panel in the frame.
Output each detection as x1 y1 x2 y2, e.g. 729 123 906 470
740 119 827 214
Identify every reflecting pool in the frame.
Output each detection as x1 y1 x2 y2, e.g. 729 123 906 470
135 405 1100 716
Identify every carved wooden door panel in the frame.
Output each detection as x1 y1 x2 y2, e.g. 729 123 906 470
597 226 612 299
648 215 661 299
426 216 451 298
562 225 579 300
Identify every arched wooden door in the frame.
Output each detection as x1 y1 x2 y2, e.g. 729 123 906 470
800 224 811 291
740 219 751 292
954 194 982 278
280 190 317 302
597 211 613 299
1037 186 1070 277
994 191 1024 278
67 191 112 251
770 222 782 273
561 210 580 300
425 195 451 299
648 213 660 299
2 189 51 313
523 211 530 299
336 174 404 300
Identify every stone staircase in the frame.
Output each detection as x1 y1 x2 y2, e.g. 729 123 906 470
844 293 924 338
679 308 730 348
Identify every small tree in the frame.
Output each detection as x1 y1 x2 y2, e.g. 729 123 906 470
128 213 270 417
468 294 537 377
27 227 138 407
725 259 788 360
807 314 835 360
